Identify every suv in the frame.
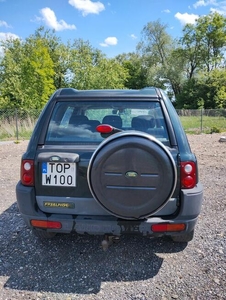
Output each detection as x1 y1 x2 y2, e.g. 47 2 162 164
16 88 203 242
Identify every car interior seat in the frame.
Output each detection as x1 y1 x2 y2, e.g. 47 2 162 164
102 115 123 129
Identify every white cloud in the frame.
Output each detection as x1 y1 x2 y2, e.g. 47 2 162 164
100 36 118 47
162 9 170 13
0 32 19 41
175 12 199 25
193 0 217 9
130 34 137 40
69 0 105 16
99 42 108 47
210 6 226 14
0 20 11 28
193 0 226 15
40 7 76 31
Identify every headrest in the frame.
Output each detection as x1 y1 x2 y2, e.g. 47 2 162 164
102 115 122 129
131 115 155 131
69 115 89 125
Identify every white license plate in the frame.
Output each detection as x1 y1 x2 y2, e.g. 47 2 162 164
42 162 76 187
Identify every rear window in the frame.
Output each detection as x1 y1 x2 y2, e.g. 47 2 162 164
45 101 170 145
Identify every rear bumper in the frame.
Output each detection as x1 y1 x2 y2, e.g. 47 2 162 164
16 182 203 237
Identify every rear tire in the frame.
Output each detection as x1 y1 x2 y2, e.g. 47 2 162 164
171 230 194 243
32 229 57 239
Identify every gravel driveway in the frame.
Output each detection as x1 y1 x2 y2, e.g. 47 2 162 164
0 134 225 300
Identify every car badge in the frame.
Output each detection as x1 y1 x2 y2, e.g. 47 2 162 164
125 171 138 178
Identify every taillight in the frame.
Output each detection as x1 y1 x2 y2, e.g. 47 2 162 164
180 161 197 189
152 223 186 232
31 220 62 229
21 159 34 186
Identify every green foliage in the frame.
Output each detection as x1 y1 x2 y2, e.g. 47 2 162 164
196 12 226 71
175 69 226 109
175 78 203 109
210 126 221 133
138 19 172 65
67 39 97 89
0 28 129 111
30 27 70 89
22 38 55 109
0 34 55 110
180 23 205 79
137 19 184 97
92 57 128 89
67 39 128 89
0 39 25 108
180 12 226 76
175 12 226 108
115 53 148 89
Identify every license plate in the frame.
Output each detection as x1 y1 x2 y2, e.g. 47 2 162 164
42 162 76 187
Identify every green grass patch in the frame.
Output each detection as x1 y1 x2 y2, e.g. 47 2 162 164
179 115 226 134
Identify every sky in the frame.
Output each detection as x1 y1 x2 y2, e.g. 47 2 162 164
0 0 226 57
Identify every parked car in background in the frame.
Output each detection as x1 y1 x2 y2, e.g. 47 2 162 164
16 87 203 242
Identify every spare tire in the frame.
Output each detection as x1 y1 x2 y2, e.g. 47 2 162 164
87 132 177 219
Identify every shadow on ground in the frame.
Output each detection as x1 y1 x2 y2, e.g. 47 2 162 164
0 203 187 294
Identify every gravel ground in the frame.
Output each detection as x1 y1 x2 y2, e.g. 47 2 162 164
0 134 225 300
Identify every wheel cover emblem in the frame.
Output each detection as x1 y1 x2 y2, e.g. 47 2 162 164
125 171 138 178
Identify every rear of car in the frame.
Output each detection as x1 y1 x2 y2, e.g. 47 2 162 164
16 88 203 242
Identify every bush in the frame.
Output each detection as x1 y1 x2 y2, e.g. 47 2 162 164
210 126 221 134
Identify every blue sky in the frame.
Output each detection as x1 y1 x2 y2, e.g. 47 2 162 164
0 0 226 57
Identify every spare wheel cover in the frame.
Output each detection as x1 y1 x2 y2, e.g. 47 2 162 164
87 132 177 219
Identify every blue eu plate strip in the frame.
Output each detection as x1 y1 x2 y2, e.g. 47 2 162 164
42 162 47 174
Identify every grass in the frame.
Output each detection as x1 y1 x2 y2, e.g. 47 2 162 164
0 117 37 141
180 116 226 134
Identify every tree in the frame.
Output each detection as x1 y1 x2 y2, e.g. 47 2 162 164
180 12 226 77
179 23 203 79
197 12 226 71
30 27 70 89
115 53 148 89
137 19 172 66
0 38 26 108
175 12 226 108
174 78 204 109
68 39 128 89
22 38 55 109
92 57 128 89
175 69 226 109
137 20 184 98
68 39 100 89
0 35 55 110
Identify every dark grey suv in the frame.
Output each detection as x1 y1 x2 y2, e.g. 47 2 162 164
16 87 203 242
